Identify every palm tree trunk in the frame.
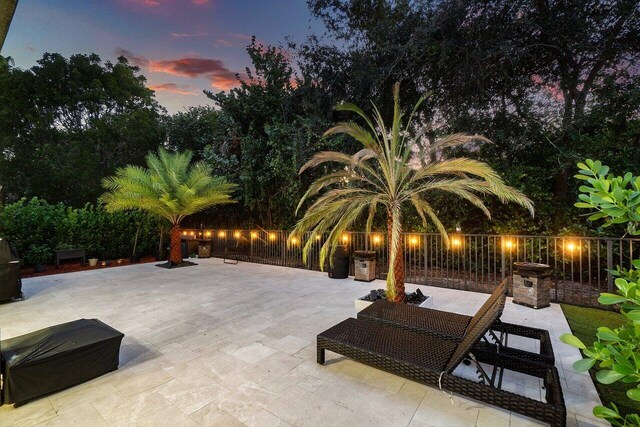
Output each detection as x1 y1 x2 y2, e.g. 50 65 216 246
0 0 19 53
169 225 183 265
386 208 406 303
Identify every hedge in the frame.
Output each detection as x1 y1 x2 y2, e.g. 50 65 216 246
0 198 164 265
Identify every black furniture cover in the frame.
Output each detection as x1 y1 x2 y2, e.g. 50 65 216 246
0 238 22 301
1 319 124 405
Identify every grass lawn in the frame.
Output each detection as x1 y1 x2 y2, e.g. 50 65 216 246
561 303 639 416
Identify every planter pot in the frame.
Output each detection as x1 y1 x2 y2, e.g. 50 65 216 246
34 264 45 273
88 258 98 267
355 292 433 311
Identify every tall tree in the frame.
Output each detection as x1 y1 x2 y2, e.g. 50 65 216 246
0 53 166 206
202 37 339 228
165 106 220 159
303 0 640 233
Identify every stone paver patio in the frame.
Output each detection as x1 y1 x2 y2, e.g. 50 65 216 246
0 259 605 426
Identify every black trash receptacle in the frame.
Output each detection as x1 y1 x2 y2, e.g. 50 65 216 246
328 245 349 279
181 238 198 258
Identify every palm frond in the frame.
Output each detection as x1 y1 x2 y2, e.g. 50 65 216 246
102 148 237 225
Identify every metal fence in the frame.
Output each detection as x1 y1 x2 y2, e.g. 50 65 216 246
182 229 640 307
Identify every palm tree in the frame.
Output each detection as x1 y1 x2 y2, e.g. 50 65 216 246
102 148 237 265
292 84 534 302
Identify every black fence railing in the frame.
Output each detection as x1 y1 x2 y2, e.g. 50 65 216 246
182 229 640 307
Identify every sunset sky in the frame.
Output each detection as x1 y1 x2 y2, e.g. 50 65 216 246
3 0 323 113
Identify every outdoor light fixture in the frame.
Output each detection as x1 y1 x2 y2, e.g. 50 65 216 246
251 231 258 239
218 231 226 238
290 236 299 245
182 231 187 236
269 233 277 241
205 231 212 237
451 237 462 248
409 236 419 246
190 231 195 236
503 239 514 250
342 234 349 243
372 234 382 244
565 241 580 253
234 231 241 238
315 234 321 240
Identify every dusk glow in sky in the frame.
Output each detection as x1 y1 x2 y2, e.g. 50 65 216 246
4 0 323 113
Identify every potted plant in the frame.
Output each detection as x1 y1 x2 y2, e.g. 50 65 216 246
87 244 99 267
26 244 51 273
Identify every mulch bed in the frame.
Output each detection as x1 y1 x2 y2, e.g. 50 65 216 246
21 256 158 278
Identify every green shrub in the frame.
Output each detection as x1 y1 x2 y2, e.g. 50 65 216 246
0 197 162 264
25 244 52 265
561 160 640 425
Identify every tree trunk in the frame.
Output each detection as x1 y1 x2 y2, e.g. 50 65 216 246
0 0 19 53
386 208 405 303
169 225 183 265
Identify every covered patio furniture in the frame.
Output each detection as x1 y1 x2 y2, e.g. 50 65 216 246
317 291 566 427
358 279 554 366
1 319 124 406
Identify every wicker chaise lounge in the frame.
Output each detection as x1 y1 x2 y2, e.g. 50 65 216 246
358 280 555 366
317 291 566 426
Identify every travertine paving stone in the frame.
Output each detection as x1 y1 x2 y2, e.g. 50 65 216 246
0 259 604 426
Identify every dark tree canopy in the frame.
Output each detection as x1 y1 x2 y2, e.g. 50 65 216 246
0 53 165 206
1 1 638 236
301 0 640 233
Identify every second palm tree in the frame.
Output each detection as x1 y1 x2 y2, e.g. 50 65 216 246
292 84 534 302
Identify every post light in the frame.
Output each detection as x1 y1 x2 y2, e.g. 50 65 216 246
372 234 382 245
218 231 226 238
451 237 462 248
565 241 580 253
409 236 419 246
291 236 299 245
503 239 514 251
251 231 258 239
269 233 277 241
205 231 212 238
190 231 195 236
341 234 349 243
234 231 241 238
182 231 187 236
315 234 321 241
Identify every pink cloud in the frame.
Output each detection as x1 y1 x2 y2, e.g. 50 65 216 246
148 83 198 95
116 48 239 90
170 31 208 38
214 38 234 47
123 0 212 10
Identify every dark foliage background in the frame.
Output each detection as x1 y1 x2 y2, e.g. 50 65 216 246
1 1 639 248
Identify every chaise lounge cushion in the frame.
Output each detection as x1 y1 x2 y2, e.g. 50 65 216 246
318 318 457 372
358 300 470 340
